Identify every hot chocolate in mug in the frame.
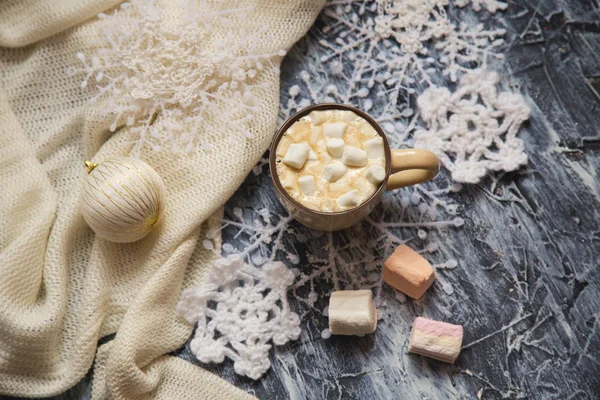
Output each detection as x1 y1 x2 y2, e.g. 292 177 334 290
270 103 440 231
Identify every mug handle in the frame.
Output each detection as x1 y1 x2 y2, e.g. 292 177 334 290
386 149 440 191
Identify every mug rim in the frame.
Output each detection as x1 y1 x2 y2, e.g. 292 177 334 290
269 103 392 217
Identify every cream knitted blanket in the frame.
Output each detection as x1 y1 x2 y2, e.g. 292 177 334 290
0 0 323 398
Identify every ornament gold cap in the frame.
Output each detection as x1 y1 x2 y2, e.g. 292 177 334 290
85 160 98 173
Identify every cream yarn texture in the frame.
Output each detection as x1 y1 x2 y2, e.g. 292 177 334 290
0 0 324 398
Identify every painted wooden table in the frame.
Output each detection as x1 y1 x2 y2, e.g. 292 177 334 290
18 1 599 399
198 2 600 399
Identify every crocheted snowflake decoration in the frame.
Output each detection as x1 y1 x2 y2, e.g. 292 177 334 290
176 254 301 380
318 0 506 97
70 0 284 156
414 69 531 183
454 0 508 12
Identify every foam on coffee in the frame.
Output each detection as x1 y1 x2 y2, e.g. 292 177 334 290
275 109 386 212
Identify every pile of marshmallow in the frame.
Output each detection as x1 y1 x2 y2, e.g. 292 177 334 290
327 244 464 364
280 114 386 209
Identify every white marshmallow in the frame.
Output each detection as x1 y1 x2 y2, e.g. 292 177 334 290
323 122 348 138
360 120 378 137
326 138 345 158
342 146 368 167
282 173 296 190
353 178 373 196
322 162 347 183
305 160 321 175
365 164 386 184
276 136 293 158
328 290 377 335
309 127 321 144
363 136 385 159
298 176 316 196
308 111 330 125
303 198 322 210
322 198 335 212
338 110 358 123
337 190 361 208
308 149 318 161
330 179 350 193
282 142 310 169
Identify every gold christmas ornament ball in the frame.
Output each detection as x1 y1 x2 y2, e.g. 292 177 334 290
80 157 167 243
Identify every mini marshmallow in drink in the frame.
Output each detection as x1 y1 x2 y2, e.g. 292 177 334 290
282 173 296 190
329 179 350 193
342 146 368 167
363 136 384 159
360 119 378 137
282 142 310 169
303 197 322 210
298 176 316 196
365 164 386 184
353 178 374 197
337 190 361 208
323 122 348 138
323 162 347 183
322 198 335 212
309 127 322 144
308 110 330 125
338 110 359 124
276 136 293 158
326 138 345 158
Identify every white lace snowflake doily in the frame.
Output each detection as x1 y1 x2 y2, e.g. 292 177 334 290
414 68 531 183
176 254 301 380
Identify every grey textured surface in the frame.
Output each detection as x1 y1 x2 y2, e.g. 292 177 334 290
190 1 600 399
8 0 600 399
